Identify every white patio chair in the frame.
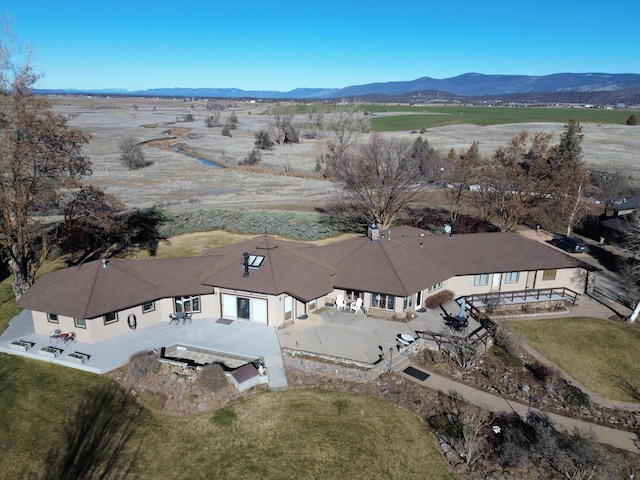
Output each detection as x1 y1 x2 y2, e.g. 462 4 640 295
335 294 347 310
350 298 363 314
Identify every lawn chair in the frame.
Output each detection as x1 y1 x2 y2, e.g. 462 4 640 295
336 294 347 310
350 298 363 314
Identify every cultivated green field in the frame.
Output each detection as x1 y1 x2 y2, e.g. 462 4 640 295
366 105 636 131
506 317 640 403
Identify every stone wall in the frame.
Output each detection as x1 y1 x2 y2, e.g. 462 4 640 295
282 348 387 383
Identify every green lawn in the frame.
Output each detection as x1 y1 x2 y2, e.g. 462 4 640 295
506 317 640 403
366 105 636 131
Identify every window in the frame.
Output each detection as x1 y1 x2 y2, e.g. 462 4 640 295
142 301 155 313
371 293 395 311
474 274 489 286
403 295 414 310
504 272 519 284
428 282 442 292
542 269 557 281
308 299 317 311
47 313 59 324
104 312 118 325
74 318 86 329
175 295 201 313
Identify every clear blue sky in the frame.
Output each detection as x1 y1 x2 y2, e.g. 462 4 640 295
6 0 639 91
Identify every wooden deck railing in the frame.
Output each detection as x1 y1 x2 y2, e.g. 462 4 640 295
464 287 579 308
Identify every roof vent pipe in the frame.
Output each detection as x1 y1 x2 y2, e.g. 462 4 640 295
242 252 250 278
102 259 109 269
387 229 391 240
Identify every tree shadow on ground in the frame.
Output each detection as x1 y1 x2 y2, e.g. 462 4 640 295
41 384 146 480
63 207 168 266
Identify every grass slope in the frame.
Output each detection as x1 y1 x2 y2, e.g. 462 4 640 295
0 356 457 479
506 317 640 403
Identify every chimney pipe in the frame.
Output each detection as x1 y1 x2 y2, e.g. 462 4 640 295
102 259 109 269
242 252 250 278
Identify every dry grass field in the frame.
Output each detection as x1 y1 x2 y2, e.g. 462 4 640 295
52 96 640 213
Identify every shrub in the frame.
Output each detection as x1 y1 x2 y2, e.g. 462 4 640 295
205 112 220 127
626 114 637 126
197 363 228 392
563 384 591 407
493 325 521 356
221 124 231 137
254 130 274 150
119 138 152 170
240 148 262 166
423 289 454 309
129 350 160 379
526 361 552 382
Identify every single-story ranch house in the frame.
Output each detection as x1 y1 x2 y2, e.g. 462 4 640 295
16 225 593 345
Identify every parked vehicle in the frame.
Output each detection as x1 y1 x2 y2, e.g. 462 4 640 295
550 236 589 253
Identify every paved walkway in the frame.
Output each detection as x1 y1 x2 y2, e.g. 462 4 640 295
398 364 640 454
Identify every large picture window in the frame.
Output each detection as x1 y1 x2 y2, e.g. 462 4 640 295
474 274 489 286
175 295 201 313
542 269 557 281
372 293 395 311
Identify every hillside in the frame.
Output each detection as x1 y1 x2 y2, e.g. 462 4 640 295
38 73 640 103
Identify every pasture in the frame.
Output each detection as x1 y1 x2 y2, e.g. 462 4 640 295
368 105 636 131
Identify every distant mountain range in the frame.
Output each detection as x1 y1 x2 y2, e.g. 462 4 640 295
37 73 640 104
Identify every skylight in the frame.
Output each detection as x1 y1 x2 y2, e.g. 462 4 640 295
247 254 265 268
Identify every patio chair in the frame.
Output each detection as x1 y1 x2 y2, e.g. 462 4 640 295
350 298 363 314
335 294 347 310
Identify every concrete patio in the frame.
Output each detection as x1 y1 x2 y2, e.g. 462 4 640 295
0 310 288 391
277 300 483 365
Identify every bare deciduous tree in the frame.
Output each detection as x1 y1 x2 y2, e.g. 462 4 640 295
269 104 296 144
616 212 640 321
0 34 92 299
306 103 326 139
325 134 423 229
326 102 369 157
444 142 481 223
205 111 221 127
119 138 150 169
